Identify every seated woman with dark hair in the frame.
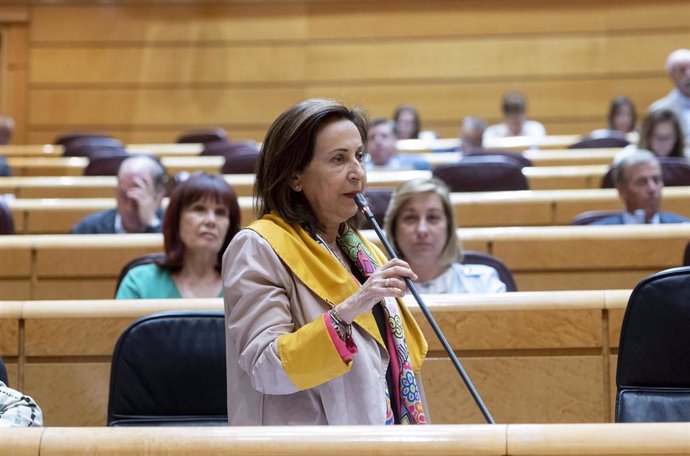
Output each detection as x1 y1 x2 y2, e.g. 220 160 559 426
384 177 506 294
116 172 241 299
639 109 686 158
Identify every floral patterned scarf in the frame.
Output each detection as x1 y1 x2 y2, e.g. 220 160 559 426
336 224 427 425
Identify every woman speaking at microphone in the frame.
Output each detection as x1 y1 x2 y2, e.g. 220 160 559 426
222 99 428 425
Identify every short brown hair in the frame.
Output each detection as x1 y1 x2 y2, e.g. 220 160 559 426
502 91 527 115
255 98 367 231
159 172 241 272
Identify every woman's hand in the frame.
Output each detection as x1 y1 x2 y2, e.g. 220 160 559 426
335 259 417 324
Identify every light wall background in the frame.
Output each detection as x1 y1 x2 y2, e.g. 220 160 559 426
0 0 688 144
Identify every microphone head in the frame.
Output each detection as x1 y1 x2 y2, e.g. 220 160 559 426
354 193 368 211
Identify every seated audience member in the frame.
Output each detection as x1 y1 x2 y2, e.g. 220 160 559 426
0 115 14 176
458 116 487 152
393 104 437 140
590 96 637 140
649 48 690 141
484 91 546 140
638 109 686 158
366 118 431 170
0 381 42 427
384 177 506 293
592 149 689 225
70 155 168 234
116 173 241 299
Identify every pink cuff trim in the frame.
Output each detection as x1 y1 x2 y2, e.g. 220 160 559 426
323 313 356 362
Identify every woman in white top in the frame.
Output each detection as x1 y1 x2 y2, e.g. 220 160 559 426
383 177 506 294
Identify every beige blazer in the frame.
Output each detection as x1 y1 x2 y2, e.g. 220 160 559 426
223 228 427 425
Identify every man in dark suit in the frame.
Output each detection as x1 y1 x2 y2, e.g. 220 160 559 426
70 155 167 234
592 149 689 225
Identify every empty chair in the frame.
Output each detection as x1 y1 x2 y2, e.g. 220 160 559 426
360 187 393 230
568 136 629 149
462 150 533 168
616 266 690 422
433 155 529 192
0 198 15 234
84 154 131 176
55 132 117 147
176 127 228 144
114 252 165 297
569 210 623 225
107 310 227 426
217 141 261 174
0 355 8 385
461 251 517 292
63 137 125 157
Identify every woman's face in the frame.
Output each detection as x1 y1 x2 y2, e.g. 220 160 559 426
394 192 448 264
179 197 230 255
396 111 417 139
293 118 366 234
613 105 634 132
649 121 677 157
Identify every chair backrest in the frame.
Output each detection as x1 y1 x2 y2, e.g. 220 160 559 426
568 136 629 149
683 241 690 266
461 250 517 292
569 210 622 225
0 355 8 385
462 149 533 168
84 153 131 176
615 266 690 422
115 252 166 297
433 155 529 192
218 141 261 174
58 134 121 152
176 127 228 144
62 137 125 158
601 157 690 188
107 310 228 426
360 188 393 230
0 155 10 177
0 198 15 235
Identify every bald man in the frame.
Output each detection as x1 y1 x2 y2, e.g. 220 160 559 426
649 48 690 141
70 155 167 234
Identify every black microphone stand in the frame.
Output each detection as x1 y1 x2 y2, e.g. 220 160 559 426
355 193 495 424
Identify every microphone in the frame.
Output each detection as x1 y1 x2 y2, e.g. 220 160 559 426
354 192 495 425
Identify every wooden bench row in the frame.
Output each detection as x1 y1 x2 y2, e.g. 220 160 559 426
5 423 690 456
0 224 687 300
0 290 630 426
7 186 690 234
0 142 203 157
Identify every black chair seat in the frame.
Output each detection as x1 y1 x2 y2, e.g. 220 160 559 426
433 155 529 192
461 250 517 292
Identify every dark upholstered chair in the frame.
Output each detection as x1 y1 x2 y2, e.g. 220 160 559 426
569 210 622 225
0 155 10 176
462 149 533 168
616 266 690 422
63 137 125 157
0 355 8 385
602 157 690 188
84 154 130 176
461 251 517 292
55 133 118 147
359 188 393 230
107 310 228 426
0 198 15 235
683 241 690 267
115 253 165 297
433 155 529 192
568 136 629 149
176 127 228 144
217 141 261 174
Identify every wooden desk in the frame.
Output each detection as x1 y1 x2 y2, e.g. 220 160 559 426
5 423 690 455
0 143 203 157
397 135 584 153
7 155 223 176
0 290 630 425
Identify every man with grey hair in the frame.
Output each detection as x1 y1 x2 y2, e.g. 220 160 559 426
70 155 168 234
649 48 690 141
459 116 486 151
591 149 689 224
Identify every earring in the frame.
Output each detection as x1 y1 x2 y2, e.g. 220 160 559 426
293 184 302 192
